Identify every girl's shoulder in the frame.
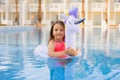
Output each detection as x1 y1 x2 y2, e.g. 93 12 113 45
48 40 54 45
49 40 65 45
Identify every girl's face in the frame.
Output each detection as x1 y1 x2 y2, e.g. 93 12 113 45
53 23 65 42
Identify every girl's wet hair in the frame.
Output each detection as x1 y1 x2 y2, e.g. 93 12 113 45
48 20 65 43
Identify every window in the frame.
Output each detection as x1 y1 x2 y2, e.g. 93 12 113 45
53 0 61 3
0 0 5 4
116 15 120 24
34 0 38 3
115 0 120 2
51 13 58 21
93 14 101 25
0 14 1 24
94 0 102 2
3 14 5 20
0 5 1 8
70 0 82 3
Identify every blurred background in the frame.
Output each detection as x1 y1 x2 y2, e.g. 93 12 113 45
0 0 120 28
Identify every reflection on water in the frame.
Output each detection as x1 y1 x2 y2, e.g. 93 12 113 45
0 26 120 80
47 57 80 80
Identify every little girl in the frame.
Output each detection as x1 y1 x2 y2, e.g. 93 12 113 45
48 20 79 58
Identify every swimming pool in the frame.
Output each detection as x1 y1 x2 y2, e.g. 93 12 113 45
0 26 120 80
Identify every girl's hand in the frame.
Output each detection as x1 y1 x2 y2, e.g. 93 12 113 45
65 47 79 56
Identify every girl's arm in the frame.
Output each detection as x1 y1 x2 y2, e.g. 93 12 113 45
48 40 67 57
66 48 80 56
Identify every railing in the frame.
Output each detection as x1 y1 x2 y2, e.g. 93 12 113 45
49 3 64 12
29 4 44 12
0 26 36 33
2 2 119 13
92 2 105 12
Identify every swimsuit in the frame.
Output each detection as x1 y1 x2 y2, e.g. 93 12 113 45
54 41 67 58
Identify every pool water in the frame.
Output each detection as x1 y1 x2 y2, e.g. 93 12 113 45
0 27 120 80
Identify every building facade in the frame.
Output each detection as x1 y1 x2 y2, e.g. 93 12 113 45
0 0 120 27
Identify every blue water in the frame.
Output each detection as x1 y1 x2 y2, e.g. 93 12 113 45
0 27 120 80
